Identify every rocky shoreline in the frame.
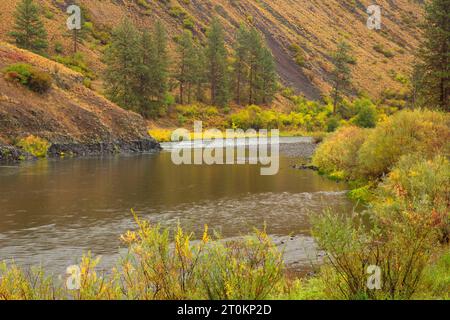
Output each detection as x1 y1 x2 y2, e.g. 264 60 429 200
0 137 161 163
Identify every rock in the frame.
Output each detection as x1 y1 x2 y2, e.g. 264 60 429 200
292 164 319 171
0 143 31 163
47 137 161 158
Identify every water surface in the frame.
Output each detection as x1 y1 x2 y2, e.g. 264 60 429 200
0 138 352 275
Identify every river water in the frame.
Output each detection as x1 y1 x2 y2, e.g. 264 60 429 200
0 137 352 276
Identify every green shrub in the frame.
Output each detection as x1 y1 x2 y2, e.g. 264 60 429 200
351 98 378 128
4 63 32 85
326 116 340 132
311 208 439 300
54 53 95 79
357 109 450 178
16 135 50 158
54 41 64 54
373 44 395 58
3 63 52 93
183 17 195 30
312 126 368 180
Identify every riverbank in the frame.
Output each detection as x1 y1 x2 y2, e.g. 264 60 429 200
0 137 161 164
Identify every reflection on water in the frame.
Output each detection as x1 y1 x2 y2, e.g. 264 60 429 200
0 140 352 274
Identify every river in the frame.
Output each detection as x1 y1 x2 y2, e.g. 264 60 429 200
0 137 352 276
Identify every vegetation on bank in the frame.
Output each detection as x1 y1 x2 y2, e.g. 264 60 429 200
306 109 449 299
312 109 449 182
16 135 50 158
1 110 449 300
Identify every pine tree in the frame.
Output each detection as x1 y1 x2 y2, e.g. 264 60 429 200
331 41 355 114
415 0 449 111
231 25 277 105
176 30 198 104
104 19 141 112
247 28 263 105
258 47 277 104
206 18 230 107
9 0 48 53
137 29 157 116
152 21 169 106
193 46 208 102
233 25 250 105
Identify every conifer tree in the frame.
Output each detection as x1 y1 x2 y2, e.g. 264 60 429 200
258 47 278 104
233 25 250 105
205 18 230 107
176 30 198 104
247 27 263 105
152 21 170 105
331 41 355 114
104 19 141 112
414 0 449 111
192 46 208 103
137 30 157 116
9 0 48 53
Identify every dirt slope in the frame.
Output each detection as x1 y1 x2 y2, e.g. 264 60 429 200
0 42 157 153
0 0 423 100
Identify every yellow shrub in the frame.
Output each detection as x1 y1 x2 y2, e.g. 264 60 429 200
312 126 369 180
148 128 172 142
17 135 50 158
357 109 450 178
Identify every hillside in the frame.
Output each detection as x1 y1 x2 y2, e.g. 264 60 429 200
0 0 424 100
0 41 159 161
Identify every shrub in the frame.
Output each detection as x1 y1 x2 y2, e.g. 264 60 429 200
16 135 50 158
0 262 59 300
3 63 52 93
198 230 284 300
357 109 450 178
28 70 52 93
54 41 64 54
312 126 368 180
326 116 340 132
148 128 172 142
418 250 450 299
54 53 95 79
351 98 378 128
311 208 439 300
183 17 195 30
117 212 284 299
4 63 32 85
374 154 450 242
373 44 394 58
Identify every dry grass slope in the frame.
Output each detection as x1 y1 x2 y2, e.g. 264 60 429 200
0 0 423 100
0 42 150 145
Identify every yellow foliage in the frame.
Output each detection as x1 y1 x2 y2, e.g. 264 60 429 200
16 135 50 158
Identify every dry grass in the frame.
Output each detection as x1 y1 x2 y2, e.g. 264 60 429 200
0 0 423 100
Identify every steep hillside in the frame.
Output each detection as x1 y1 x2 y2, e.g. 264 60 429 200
0 0 424 100
0 41 159 160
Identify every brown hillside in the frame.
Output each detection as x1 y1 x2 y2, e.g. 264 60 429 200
0 42 151 146
0 0 424 100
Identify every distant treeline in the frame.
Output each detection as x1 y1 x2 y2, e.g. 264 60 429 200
103 18 278 117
